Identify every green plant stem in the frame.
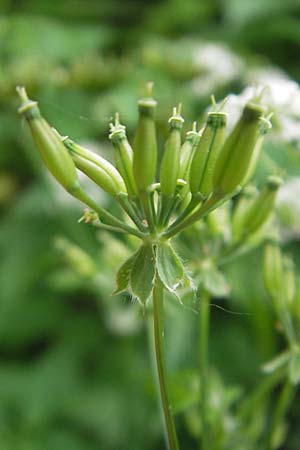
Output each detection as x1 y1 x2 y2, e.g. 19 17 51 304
152 279 179 450
163 193 222 239
265 379 294 450
239 369 285 420
199 291 211 450
140 190 156 234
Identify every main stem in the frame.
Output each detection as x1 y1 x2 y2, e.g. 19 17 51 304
199 292 211 450
152 279 179 450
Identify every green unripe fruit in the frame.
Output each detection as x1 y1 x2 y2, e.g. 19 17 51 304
178 122 201 181
242 115 272 186
233 176 282 240
232 186 258 240
133 84 157 192
17 86 79 194
63 138 127 197
160 106 184 197
263 238 284 302
109 114 138 197
213 101 267 195
293 277 300 319
283 255 296 307
189 112 227 197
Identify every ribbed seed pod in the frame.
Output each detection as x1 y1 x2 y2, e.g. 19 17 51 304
133 83 157 192
189 111 227 197
232 186 258 240
213 101 267 195
233 176 282 240
293 278 300 319
109 114 138 197
283 255 296 307
160 105 184 197
17 86 80 193
62 137 127 197
242 115 272 186
178 122 201 181
263 239 284 301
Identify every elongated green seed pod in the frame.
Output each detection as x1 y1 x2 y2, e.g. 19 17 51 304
233 176 282 240
17 86 80 193
133 84 157 191
189 111 227 197
293 277 300 318
178 122 201 181
263 239 284 302
232 186 258 240
213 101 267 195
109 114 138 197
62 137 127 197
242 115 272 186
283 255 296 307
160 106 184 197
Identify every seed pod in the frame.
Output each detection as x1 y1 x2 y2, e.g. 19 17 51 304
160 105 184 197
17 86 80 193
293 277 300 319
232 186 258 240
206 202 230 237
263 238 283 301
109 113 138 197
283 255 296 307
233 176 282 240
62 137 127 197
178 122 200 181
242 115 272 186
213 101 267 195
189 111 227 197
133 83 157 192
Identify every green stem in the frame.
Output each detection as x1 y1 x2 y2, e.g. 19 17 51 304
152 279 179 450
238 369 285 420
163 193 222 239
265 379 294 450
199 291 211 450
141 190 156 234
75 187 146 239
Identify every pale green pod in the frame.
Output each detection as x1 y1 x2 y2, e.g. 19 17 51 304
233 176 282 240
160 106 184 197
189 112 227 197
63 138 127 197
283 255 296 307
263 239 284 301
133 85 157 191
213 101 267 195
178 122 201 181
206 202 230 236
232 186 258 240
293 277 300 319
242 115 272 186
109 114 138 197
17 86 80 193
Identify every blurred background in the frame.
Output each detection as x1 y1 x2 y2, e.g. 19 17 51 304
1 1 300 449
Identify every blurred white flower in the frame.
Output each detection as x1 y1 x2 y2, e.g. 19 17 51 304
191 43 244 96
223 67 300 141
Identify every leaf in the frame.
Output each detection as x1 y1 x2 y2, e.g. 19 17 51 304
157 242 190 296
113 252 137 294
201 269 230 298
130 245 156 304
289 351 300 385
261 350 291 374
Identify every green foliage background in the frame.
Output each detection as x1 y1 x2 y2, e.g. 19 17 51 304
1 0 300 449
